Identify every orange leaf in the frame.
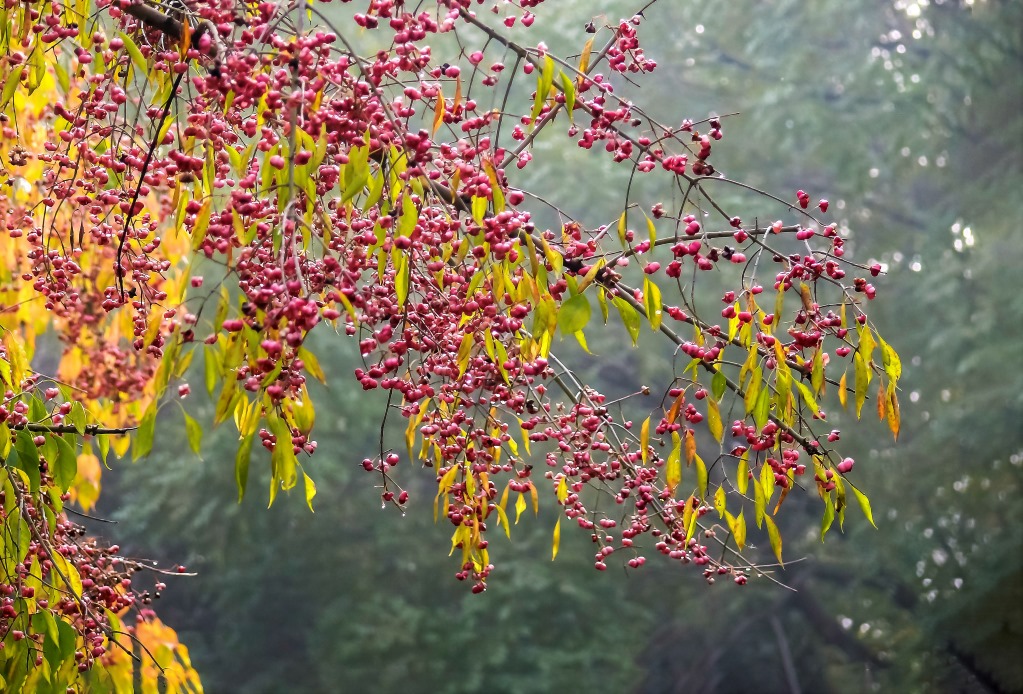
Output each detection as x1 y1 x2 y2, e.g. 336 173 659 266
432 87 445 135
886 385 900 440
666 391 685 426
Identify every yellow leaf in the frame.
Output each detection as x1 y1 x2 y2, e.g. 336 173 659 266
854 352 869 418
736 451 749 496
838 370 848 409
493 503 511 539
799 282 815 314
552 517 561 560
765 515 783 565
640 416 650 463
707 398 722 443
578 37 594 78
3 331 28 389
665 431 681 495
514 492 527 524
302 471 317 512
713 486 726 517
728 509 747 549
695 454 708 500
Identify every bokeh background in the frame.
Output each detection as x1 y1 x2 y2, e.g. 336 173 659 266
91 1 1022 692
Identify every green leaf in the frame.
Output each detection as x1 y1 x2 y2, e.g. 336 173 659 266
205 344 222 396
97 433 110 467
0 67 24 111
820 493 835 541
69 402 88 435
530 54 556 122
184 411 203 455
3 511 31 570
559 70 576 122
558 293 591 335
753 385 771 431
394 252 410 307
235 432 254 503
13 429 41 492
854 352 869 418
811 348 825 395
794 380 820 416
298 346 326 384
52 435 77 493
848 482 877 528
612 295 641 345
711 371 727 402
133 401 158 460
118 31 149 78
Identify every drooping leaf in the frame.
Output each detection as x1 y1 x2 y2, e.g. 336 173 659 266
302 471 317 512
184 411 203 455
847 482 877 528
613 295 641 345
886 384 901 440
736 451 749 496
707 398 723 443
820 493 835 541
854 352 869 418
764 515 783 565
713 486 726 517
235 432 254 503
643 276 662 331
133 402 158 460
794 380 820 416
695 454 708 500
665 433 682 495
14 429 41 492
558 293 591 335
728 509 747 549
52 435 77 493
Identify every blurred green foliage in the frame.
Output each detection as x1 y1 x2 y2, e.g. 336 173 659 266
95 1 1021 692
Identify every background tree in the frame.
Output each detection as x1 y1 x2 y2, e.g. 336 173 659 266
104 1 1022 692
2 0 997 691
